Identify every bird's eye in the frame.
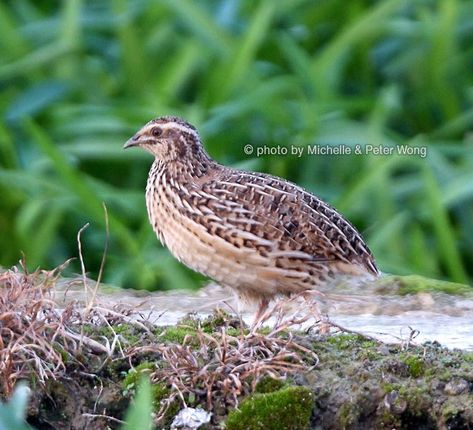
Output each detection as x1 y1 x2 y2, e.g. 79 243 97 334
152 127 162 137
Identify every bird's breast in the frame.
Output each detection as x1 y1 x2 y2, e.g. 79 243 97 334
146 175 259 290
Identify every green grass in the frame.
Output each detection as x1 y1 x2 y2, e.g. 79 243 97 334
0 0 472 290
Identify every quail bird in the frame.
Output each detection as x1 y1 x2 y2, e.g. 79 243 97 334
124 116 379 320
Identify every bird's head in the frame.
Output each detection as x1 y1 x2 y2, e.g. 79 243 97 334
124 116 206 163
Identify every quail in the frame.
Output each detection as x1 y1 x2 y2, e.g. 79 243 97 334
124 116 379 319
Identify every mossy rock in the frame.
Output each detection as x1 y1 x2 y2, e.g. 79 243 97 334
377 275 471 295
225 386 314 430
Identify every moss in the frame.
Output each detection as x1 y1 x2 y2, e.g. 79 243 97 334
154 310 241 344
256 326 272 336
225 386 314 430
338 402 359 428
152 383 181 425
440 399 472 426
81 322 142 345
388 275 471 295
381 383 400 393
441 401 460 420
400 386 430 415
377 409 401 429
400 354 425 378
326 334 368 350
357 348 381 361
113 324 142 344
81 324 107 337
156 325 196 344
437 370 453 381
226 326 245 337
200 309 231 332
255 377 286 394
54 345 72 364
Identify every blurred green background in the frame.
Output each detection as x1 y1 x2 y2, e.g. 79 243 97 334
0 0 472 290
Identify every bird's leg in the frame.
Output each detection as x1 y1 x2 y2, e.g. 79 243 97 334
250 298 270 333
301 291 330 334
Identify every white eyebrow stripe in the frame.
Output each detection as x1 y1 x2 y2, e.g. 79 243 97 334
141 121 200 140
161 122 200 138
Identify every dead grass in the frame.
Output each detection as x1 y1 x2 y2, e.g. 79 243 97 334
0 257 140 398
126 299 321 424
0 259 72 396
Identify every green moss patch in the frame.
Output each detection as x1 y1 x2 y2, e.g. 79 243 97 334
400 354 426 378
154 310 246 344
377 275 472 295
226 386 314 430
255 376 286 394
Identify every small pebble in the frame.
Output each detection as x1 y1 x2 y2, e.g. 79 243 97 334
171 407 212 429
384 391 407 415
444 378 469 396
377 345 390 356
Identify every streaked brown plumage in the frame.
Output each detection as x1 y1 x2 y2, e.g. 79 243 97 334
125 116 379 315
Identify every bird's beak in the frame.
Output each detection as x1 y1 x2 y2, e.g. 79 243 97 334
123 135 139 149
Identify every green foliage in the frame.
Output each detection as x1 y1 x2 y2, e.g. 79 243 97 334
122 362 155 393
0 0 472 289
0 384 33 430
225 386 314 430
122 377 153 430
122 364 180 424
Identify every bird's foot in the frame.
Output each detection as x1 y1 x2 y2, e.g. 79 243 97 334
249 298 270 334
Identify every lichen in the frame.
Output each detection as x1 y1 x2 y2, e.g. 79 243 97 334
225 386 314 430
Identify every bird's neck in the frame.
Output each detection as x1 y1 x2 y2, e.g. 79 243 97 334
153 152 218 185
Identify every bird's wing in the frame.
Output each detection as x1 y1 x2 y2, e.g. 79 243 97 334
181 168 377 276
